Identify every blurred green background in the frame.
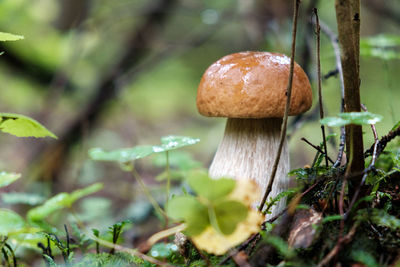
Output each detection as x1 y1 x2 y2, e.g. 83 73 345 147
0 0 399 257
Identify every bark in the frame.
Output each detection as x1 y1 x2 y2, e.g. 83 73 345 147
334 0 364 176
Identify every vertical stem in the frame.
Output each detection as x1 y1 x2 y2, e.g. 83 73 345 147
166 151 171 203
314 9 329 167
258 0 301 212
131 168 168 221
334 0 364 178
350 0 360 74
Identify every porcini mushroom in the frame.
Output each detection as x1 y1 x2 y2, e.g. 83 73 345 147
196 51 312 217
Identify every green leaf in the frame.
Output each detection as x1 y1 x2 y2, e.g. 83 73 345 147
320 112 382 127
0 171 21 187
89 135 199 164
43 255 59 267
149 243 179 259
371 209 400 230
152 151 202 170
212 200 247 235
391 120 400 131
0 32 24 41
157 135 200 152
351 250 379 267
265 236 295 258
321 215 343 224
69 183 104 203
1 192 45 205
166 195 209 236
27 183 103 222
0 113 57 138
187 171 235 201
89 146 155 163
361 34 400 61
0 209 26 235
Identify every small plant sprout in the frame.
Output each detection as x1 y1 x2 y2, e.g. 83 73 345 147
197 52 312 216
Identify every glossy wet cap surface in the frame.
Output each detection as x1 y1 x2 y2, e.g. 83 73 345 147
197 51 312 118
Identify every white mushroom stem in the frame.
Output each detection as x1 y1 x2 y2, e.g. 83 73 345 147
209 118 290 218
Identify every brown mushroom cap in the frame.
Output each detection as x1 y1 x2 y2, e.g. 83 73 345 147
196 51 312 118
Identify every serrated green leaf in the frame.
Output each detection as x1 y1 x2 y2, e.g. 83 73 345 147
0 113 57 138
0 171 21 187
0 209 26 235
88 146 155 163
212 200 247 235
166 195 209 236
321 112 382 127
0 32 24 41
27 183 103 222
187 171 235 201
2 192 45 205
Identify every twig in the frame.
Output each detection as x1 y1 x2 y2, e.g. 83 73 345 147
323 68 338 79
313 8 329 167
314 20 346 168
365 124 400 159
287 104 319 141
146 224 187 247
317 223 358 267
258 0 301 213
301 137 334 164
345 104 379 217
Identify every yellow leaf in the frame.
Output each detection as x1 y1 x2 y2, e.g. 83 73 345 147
191 179 263 255
192 210 263 255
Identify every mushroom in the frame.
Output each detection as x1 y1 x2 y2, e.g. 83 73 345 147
196 51 312 217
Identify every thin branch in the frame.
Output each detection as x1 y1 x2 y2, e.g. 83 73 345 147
301 137 334 164
345 104 379 217
314 20 346 168
313 8 329 167
365 124 400 159
323 68 338 79
258 0 301 213
317 223 358 267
